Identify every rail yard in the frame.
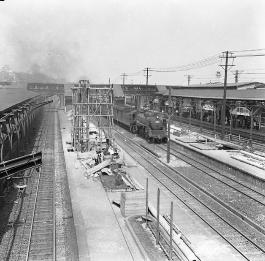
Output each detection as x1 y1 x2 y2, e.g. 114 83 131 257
0 78 264 261
1 2 265 260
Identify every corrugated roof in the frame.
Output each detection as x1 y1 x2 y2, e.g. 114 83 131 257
167 82 264 89
64 82 265 101
169 88 265 101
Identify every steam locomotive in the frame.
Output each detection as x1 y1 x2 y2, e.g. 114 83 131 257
114 104 167 143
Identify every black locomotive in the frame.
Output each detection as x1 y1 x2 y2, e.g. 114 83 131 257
114 104 167 143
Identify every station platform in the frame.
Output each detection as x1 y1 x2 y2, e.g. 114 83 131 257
170 125 265 184
58 111 144 261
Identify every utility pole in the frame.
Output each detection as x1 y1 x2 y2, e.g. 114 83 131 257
144 67 151 85
185 75 192 86
233 69 243 84
120 73 127 86
167 86 172 163
219 51 235 140
234 70 239 83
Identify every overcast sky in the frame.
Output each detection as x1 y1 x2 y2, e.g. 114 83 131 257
0 0 264 85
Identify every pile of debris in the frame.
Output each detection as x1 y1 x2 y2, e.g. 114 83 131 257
79 145 138 191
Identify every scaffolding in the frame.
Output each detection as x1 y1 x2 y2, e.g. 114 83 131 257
72 80 114 152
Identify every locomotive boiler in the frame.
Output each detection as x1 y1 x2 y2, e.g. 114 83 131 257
114 105 167 143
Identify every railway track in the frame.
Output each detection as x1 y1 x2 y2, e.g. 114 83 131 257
25 110 56 260
156 142 265 230
114 128 265 261
172 119 265 153
160 142 265 201
0 106 57 260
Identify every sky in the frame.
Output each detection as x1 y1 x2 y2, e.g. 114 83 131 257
0 0 264 85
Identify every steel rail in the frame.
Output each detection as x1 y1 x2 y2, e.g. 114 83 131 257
24 162 42 261
0 109 49 260
25 107 56 261
158 143 265 202
25 109 51 261
114 129 265 261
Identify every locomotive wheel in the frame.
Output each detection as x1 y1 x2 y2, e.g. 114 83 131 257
130 125 137 134
148 137 154 143
162 137 168 143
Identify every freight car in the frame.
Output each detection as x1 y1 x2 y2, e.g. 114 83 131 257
114 105 167 143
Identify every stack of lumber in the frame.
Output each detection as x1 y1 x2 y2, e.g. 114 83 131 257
120 190 146 217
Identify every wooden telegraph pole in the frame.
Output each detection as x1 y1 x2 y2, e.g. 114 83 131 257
167 86 172 163
220 51 235 140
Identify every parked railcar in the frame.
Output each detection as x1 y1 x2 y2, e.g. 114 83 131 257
114 105 167 143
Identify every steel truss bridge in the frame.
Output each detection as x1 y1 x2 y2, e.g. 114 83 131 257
0 98 52 163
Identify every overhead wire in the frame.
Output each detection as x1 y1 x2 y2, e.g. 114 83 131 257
235 54 265 57
117 50 264 84
151 53 220 72
231 48 265 53
240 72 265 75
126 70 143 76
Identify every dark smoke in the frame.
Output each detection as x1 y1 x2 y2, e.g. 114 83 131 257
6 11 83 82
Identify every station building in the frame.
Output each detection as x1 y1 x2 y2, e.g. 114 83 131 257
62 81 265 132
108 82 265 132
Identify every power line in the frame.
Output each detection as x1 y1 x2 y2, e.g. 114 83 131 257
219 51 235 140
126 70 143 76
231 48 265 52
120 73 128 85
240 72 265 75
150 59 219 73
235 54 265 57
152 54 220 72
184 75 193 85
115 50 264 85
143 67 151 85
150 69 176 72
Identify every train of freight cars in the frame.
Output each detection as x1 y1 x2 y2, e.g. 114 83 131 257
114 104 168 143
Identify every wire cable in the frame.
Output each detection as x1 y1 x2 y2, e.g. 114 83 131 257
231 48 265 53
152 54 220 72
235 54 265 57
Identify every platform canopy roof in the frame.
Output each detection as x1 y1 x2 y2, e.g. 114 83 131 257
168 82 265 90
65 82 265 102
164 88 265 101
